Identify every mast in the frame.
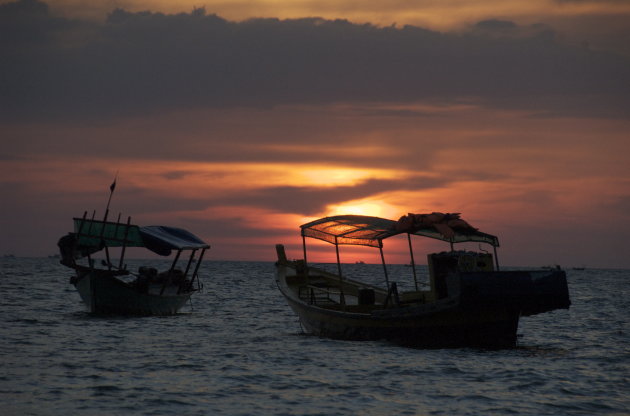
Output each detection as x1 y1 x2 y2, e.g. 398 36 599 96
100 176 117 270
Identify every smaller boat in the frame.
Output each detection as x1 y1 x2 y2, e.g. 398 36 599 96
58 211 210 316
275 213 571 348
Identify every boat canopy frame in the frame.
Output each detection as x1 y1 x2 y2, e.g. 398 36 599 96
60 210 210 292
300 214 501 293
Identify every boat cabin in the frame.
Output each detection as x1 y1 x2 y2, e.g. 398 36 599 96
283 213 502 310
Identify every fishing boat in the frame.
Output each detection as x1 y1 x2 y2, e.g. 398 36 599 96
275 213 571 348
58 211 210 315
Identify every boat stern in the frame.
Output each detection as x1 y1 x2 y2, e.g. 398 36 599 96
459 269 571 316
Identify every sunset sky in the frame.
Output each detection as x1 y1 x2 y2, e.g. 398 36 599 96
1 0 629 268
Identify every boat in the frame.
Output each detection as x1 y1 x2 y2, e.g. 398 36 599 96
58 210 210 315
275 212 571 348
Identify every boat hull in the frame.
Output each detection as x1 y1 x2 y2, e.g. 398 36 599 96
276 264 521 348
284 292 519 348
73 268 192 316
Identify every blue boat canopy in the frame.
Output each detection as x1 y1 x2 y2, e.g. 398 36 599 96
62 218 210 258
139 225 210 255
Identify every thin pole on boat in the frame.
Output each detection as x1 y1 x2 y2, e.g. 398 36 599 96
170 249 182 272
113 212 121 239
99 180 116 270
334 236 345 305
100 223 112 271
118 216 132 270
301 233 309 276
70 211 89 274
189 248 206 291
183 249 197 280
104 175 117 221
86 210 96 268
407 233 419 291
77 211 88 233
100 176 117 269
179 249 198 294
379 242 390 290
493 245 500 271
161 249 182 295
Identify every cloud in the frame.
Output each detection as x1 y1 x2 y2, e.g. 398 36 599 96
213 175 447 215
1 0 629 122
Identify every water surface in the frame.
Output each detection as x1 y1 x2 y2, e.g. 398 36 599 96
1 258 627 415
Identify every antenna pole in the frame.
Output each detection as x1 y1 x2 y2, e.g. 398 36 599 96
104 173 118 222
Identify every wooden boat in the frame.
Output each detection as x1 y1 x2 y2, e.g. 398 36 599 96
275 213 571 348
58 211 210 315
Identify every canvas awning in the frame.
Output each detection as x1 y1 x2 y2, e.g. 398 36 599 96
300 213 499 248
301 215 398 247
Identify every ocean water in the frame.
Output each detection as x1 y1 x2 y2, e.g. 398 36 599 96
0 257 628 416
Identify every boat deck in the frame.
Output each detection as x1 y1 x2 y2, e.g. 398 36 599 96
284 265 434 312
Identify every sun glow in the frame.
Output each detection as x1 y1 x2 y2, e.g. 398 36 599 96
325 200 399 218
299 166 403 187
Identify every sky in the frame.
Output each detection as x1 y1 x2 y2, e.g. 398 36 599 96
1 0 629 268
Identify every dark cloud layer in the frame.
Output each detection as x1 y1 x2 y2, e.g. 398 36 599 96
217 175 448 215
2 0 629 122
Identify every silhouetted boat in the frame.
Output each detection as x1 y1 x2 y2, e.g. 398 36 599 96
58 211 209 315
275 213 571 348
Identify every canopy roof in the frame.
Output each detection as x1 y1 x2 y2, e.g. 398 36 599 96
301 215 398 248
301 214 499 248
71 218 209 256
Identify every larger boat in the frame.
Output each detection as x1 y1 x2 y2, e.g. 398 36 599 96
275 213 570 348
58 211 210 315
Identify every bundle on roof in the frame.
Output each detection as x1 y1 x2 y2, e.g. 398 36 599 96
395 212 478 239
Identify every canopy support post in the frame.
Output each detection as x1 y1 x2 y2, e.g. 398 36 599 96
69 211 89 274
301 233 311 279
110 213 121 269
188 248 206 292
334 237 345 306
379 243 390 290
86 210 96 268
493 245 500 271
101 191 113 271
169 249 182 272
302 234 307 265
118 216 132 270
407 233 418 291
161 249 182 295
183 249 197 280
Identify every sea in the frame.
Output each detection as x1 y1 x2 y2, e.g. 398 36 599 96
1 257 628 416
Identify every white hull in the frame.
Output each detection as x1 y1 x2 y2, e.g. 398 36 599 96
73 268 191 315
